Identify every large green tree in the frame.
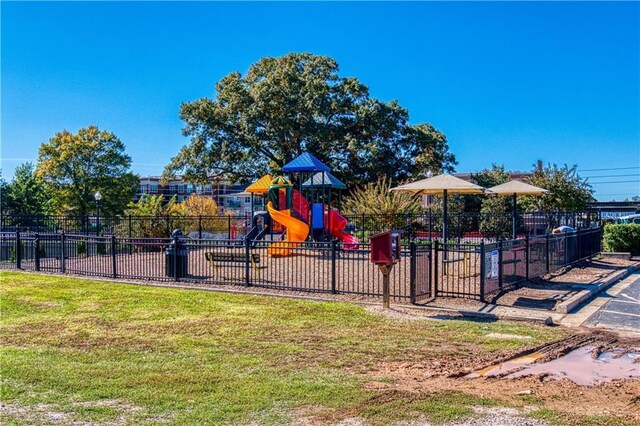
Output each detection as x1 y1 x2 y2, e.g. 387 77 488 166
520 163 594 211
164 53 456 188
36 126 139 216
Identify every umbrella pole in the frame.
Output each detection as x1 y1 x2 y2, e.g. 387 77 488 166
512 193 517 240
443 189 448 260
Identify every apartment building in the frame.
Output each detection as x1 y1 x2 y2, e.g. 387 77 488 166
135 176 264 215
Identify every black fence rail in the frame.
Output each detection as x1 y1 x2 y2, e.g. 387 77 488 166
0 232 431 302
475 227 603 301
1 211 601 244
0 227 602 303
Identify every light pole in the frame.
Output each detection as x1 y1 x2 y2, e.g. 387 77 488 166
94 191 102 236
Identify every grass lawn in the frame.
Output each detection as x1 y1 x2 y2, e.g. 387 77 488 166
0 272 566 425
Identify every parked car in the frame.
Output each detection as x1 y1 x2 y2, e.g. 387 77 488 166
616 214 640 224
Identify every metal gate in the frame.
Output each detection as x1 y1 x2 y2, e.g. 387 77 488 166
410 242 432 304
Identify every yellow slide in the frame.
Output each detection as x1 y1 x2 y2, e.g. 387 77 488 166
266 201 310 256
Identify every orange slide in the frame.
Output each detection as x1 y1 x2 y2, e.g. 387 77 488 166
266 201 310 256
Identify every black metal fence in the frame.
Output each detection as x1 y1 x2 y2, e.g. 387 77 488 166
0 232 431 302
0 226 602 303
431 226 604 300
1 211 601 243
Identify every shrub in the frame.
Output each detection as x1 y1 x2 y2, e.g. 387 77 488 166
603 224 640 255
342 177 423 216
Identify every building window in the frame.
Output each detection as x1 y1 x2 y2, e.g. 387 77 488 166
178 184 184 193
150 184 158 194
244 196 251 204
169 185 177 193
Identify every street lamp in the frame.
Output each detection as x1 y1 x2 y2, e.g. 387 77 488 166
94 191 102 236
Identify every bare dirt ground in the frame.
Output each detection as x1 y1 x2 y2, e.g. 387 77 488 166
329 329 640 426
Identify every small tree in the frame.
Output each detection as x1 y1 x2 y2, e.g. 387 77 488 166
2 162 52 216
471 164 513 239
170 195 223 233
125 194 177 238
520 163 594 211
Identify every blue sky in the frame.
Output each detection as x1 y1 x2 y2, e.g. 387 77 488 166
2 1 639 201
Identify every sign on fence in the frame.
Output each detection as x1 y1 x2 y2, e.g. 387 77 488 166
484 249 499 280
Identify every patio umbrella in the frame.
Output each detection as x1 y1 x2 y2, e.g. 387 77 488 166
487 180 548 239
390 174 489 242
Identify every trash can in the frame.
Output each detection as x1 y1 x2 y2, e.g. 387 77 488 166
165 229 188 278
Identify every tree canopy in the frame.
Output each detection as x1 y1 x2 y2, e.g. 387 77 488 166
36 126 139 216
1 162 52 216
164 53 456 188
521 163 594 211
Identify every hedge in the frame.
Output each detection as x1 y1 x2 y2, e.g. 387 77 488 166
603 224 640 256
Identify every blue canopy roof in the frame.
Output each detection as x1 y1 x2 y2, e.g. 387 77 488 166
282 152 330 172
302 172 347 190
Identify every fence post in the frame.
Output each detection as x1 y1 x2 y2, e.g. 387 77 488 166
244 237 251 287
498 240 503 291
361 213 366 241
525 235 529 281
545 233 550 273
227 216 232 240
433 240 439 297
111 235 117 278
479 241 485 302
35 233 40 272
331 239 337 294
16 230 22 269
577 229 582 261
409 241 416 304
173 235 179 282
60 232 66 273
128 215 133 255
199 215 203 240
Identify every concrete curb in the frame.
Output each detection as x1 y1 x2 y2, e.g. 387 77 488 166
555 261 640 314
407 304 555 325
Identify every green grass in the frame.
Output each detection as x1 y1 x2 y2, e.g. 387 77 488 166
1 272 563 425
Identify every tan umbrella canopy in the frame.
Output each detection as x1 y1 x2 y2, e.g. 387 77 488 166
487 180 548 238
391 174 490 242
391 174 489 195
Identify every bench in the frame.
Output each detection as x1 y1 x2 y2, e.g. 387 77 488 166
204 252 265 276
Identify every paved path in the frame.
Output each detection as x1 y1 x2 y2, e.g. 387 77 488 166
583 272 640 334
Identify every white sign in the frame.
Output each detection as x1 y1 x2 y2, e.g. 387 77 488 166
485 250 500 280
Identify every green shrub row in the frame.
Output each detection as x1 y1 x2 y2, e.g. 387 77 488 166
603 224 640 255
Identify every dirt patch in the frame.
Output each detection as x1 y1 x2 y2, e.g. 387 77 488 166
351 331 640 424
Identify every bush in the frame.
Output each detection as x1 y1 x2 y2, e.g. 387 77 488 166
603 224 640 255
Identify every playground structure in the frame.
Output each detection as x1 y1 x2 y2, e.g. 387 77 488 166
243 153 360 256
